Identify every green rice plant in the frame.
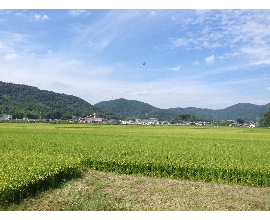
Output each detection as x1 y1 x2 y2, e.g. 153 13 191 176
0 124 270 205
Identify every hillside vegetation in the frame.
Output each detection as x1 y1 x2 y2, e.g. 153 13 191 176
0 81 124 120
95 98 270 122
1 81 269 123
95 98 169 121
259 109 270 127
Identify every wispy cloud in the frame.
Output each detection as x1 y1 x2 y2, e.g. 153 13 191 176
167 38 192 49
70 10 144 52
1 9 270 110
165 10 270 68
0 31 36 58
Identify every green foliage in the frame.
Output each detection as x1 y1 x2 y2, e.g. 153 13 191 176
0 81 124 120
237 119 245 124
171 114 197 123
259 109 270 127
1 124 270 205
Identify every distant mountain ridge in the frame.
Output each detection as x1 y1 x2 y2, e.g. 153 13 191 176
1 81 269 122
0 81 124 120
95 98 270 122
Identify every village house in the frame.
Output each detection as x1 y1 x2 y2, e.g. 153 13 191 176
0 114 12 120
84 117 107 123
135 119 159 125
83 113 107 123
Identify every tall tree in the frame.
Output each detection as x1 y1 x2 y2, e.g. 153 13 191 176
259 109 270 127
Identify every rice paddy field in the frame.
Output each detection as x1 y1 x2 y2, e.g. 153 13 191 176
0 123 270 206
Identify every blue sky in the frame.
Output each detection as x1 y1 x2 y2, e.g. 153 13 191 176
1 7 270 109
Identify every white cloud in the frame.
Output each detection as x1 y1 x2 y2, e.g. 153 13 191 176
149 11 156 17
145 11 157 20
205 55 215 63
217 52 240 60
203 42 209 48
240 46 270 65
253 60 270 65
34 14 40 20
35 14 49 20
0 49 267 110
140 91 151 95
0 40 8 51
167 10 270 67
169 65 181 71
1 9 270 110
69 10 90 17
4 53 18 60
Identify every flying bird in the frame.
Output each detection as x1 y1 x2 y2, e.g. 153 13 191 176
143 62 146 65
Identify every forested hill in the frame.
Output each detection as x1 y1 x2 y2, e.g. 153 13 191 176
0 81 124 120
95 98 169 121
95 98 270 122
1 81 269 122
167 103 270 122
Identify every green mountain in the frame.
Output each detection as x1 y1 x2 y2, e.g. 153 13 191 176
1 81 268 123
94 98 169 121
167 103 270 122
95 98 270 122
0 81 124 120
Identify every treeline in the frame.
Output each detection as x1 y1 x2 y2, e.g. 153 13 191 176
0 81 124 120
171 114 200 123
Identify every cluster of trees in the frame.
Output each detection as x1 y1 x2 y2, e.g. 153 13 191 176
171 114 199 123
0 81 124 120
259 109 270 127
